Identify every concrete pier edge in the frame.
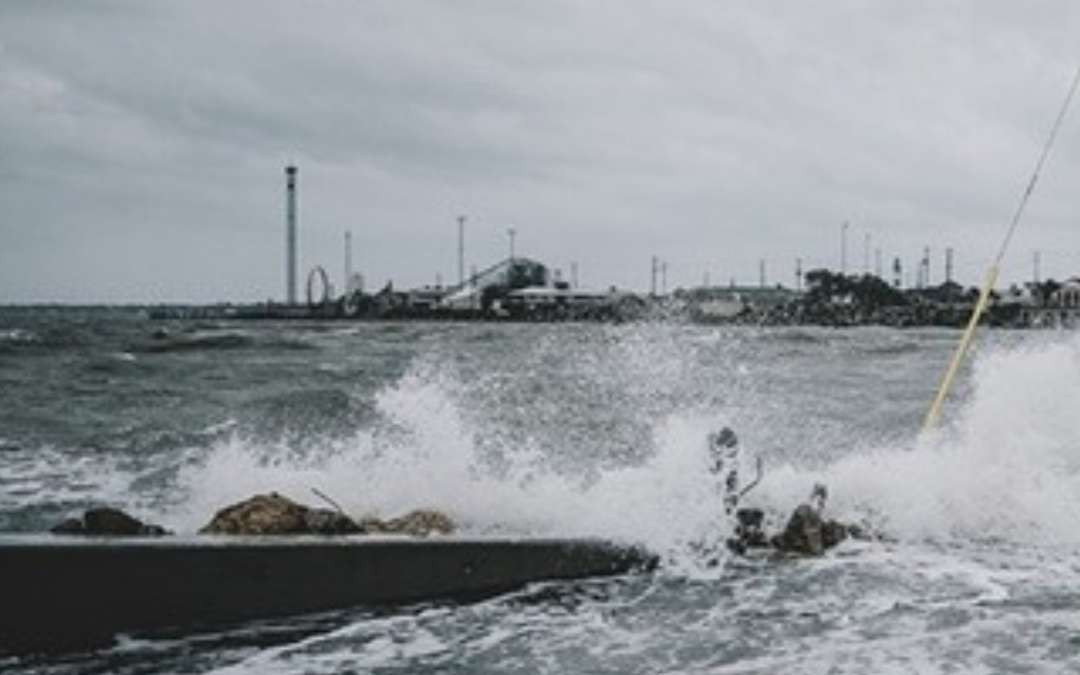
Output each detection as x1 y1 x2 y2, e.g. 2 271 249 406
0 535 657 654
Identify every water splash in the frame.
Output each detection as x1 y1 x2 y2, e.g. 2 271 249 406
169 355 738 559
102 328 1080 554
755 331 1080 545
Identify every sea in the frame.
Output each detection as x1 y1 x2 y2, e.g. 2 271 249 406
2 306 1080 674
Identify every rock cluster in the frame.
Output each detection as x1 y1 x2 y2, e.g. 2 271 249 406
727 504 865 557
49 494 458 539
199 493 362 535
358 509 456 536
770 504 853 556
51 507 170 536
198 492 456 537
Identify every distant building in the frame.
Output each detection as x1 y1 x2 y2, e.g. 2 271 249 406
438 257 549 312
999 283 1039 307
406 286 445 310
679 285 798 320
1050 278 1080 308
1014 277 1080 328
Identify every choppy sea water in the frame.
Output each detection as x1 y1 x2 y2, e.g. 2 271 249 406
2 307 1080 674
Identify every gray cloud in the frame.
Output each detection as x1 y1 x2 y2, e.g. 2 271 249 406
2 1 1080 302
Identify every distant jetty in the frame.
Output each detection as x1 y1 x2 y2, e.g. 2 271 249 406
678 269 1080 329
147 266 1080 329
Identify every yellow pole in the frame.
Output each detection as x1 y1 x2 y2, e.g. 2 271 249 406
922 265 999 432
921 66 1079 433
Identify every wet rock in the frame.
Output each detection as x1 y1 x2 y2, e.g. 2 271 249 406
199 493 456 537
726 507 770 555
771 504 826 556
766 505 859 556
200 492 361 535
302 507 364 535
50 518 87 535
384 509 455 536
821 518 851 549
51 507 170 536
356 509 456 536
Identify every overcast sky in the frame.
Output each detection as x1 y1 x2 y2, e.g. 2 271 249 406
3 1 1080 303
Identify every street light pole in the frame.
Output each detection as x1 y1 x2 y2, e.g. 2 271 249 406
841 221 849 275
457 215 465 286
864 232 870 274
507 227 516 261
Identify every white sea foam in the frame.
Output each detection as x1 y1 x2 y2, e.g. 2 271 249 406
169 330 1080 556
168 357 734 555
0 446 133 511
0 328 36 343
12 325 1080 674
754 331 1080 545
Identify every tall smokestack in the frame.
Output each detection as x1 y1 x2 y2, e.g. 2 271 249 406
285 165 298 305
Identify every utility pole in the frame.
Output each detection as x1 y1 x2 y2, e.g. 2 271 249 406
344 230 353 294
650 256 658 296
892 257 902 289
795 257 803 292
1034 250 1041 284
923 246 931 287
841 221 849 275
945 247 954 285
457 215 465 286
571 261 579 289
661 261 668 295
874 248 882 278
507 227 516 261
863 232 871 274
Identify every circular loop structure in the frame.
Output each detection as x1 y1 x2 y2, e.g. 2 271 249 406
306 266 331 308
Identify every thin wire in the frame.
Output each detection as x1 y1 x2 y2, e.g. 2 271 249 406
995 65 1080 266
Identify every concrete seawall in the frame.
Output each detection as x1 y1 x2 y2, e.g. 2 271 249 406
0 535 656 654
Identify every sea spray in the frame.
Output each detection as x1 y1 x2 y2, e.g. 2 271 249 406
161 326 1078 548
169 353 750 563
752 330 1080 545
10 313 1080 673
156 328 1080 552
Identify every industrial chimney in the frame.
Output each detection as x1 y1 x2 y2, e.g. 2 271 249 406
285 165 298 305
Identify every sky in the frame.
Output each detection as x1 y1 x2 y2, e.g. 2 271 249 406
2 1 1080 303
